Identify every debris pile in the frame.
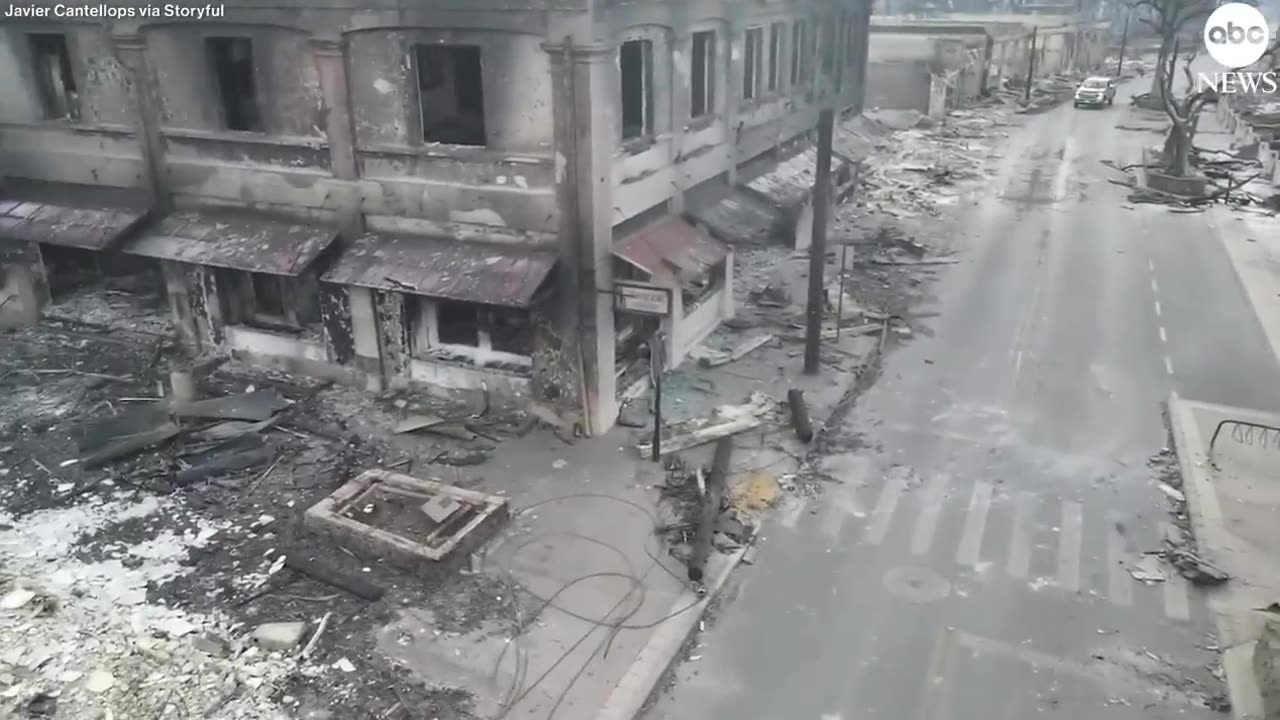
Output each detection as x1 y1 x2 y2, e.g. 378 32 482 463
658 450 762 582
1142 445 1232 588
0 494 295 719
858 108 1009 219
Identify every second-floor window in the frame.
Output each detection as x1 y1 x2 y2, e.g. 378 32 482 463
768 22 784 92
790 21 807 87
743 27 763 101
28 33 78 122
416 45 487 147
206 37 262 132
691 30 716 119
620 39 654 140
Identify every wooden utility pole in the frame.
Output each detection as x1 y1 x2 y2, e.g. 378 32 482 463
1115 13 1130 77
803 107 835 376
1024 26 1038 104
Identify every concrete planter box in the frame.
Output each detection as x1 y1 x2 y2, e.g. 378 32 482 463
304 468 509 568
1146 169 1208 196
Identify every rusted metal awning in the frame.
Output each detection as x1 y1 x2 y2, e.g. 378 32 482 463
321 232 558 308
122 211 338 276
0 199 149 251
614 216 729 283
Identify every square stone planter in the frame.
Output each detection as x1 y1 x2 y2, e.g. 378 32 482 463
304 468 509 568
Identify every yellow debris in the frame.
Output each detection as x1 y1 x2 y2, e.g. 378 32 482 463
733 471 779 512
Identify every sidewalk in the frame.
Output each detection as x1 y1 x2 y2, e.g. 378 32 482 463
1169 108 1280 720
1168 394 1280 720
384 318 882 720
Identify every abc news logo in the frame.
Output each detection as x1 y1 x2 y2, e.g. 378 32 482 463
1206 21 1266 46
1202 3 1270 69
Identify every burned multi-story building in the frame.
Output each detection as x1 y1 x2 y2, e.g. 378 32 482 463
0 0 871 435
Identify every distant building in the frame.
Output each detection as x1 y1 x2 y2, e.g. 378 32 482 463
0 0 871 436
865 14 1108 115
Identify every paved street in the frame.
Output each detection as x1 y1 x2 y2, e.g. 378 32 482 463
646 79 1280 719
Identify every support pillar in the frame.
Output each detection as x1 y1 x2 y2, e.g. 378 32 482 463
113 35 169 212
548 40 619 436
669 28 692 213
312 37 365 238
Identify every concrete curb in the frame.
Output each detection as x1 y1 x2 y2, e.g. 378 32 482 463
1167 392 1264 720
595 547 746 720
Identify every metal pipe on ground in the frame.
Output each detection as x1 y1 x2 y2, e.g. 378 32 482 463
688 436 732 583
788 389 814 443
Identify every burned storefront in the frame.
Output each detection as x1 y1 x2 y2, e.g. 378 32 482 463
319 233 557 400
613 216 733 370
119 211 340 377
0 185 153 328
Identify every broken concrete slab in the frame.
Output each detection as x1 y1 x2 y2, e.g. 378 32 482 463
251 622 308 652
1130 555 1168 584
420 493 463 524
694 334 775 369
172 390 292 422
303 468 508 567
174 444 273 485
393 415 446 434
79 421 181 468
637 392 776 456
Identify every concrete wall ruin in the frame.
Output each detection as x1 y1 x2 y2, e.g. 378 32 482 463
0 0 872 436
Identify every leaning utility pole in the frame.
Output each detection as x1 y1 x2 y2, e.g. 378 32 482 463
1115 13 1130 77
803 107 835 376
1024 26 1038 104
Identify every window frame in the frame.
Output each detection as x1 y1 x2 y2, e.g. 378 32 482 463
205 35 265 133
27 32 80 123
743 26 764 101
690 29 717 120
619 38 656 141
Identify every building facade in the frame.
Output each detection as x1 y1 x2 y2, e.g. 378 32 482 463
0 0 871 435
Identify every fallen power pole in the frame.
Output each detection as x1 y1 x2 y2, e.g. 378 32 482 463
788 389 814 443
803 108 835 376
688 436 732 583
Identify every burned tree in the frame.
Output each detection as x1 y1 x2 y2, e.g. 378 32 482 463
1127 0 1218 176
1130 0 1280 177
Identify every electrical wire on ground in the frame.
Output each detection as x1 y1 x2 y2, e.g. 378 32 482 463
488 492 708 720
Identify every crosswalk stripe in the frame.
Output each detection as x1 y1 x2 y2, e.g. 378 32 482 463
778 495 809 529
1160 522 1192 621
911 473 950 556
956 481 994 567
1107 511 1134 607
820 485 865 541
1007 491 1036 579
864 475 906 545
1056 501 1083 592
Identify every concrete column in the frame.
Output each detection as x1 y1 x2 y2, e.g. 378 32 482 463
0 265 43 328
113 35 169 212
669 30 692 213
725 19 745 185
161 261 200 351
311 37 365 238
548 40 619 436
347 287 384 392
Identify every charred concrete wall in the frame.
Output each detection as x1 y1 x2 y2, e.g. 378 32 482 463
347 27 557 234
0 1 576 238
0 24 145 189
599 0 870 224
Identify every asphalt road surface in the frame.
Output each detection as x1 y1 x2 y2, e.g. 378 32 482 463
646 77 1280 720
